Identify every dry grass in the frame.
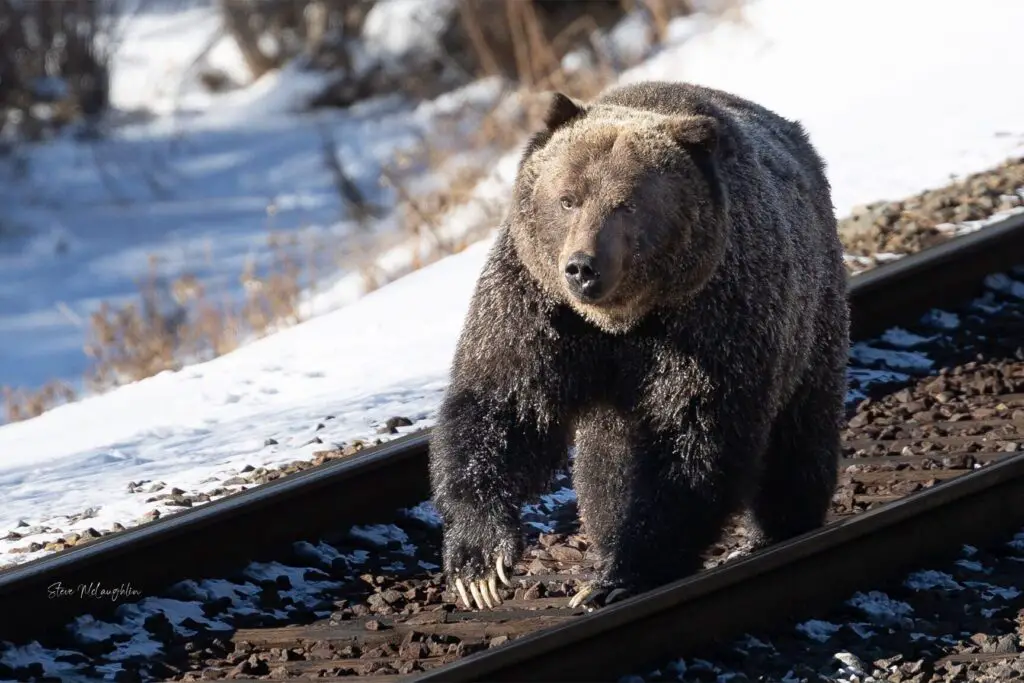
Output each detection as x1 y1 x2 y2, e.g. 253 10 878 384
83 234 307 393
1 232 312 421
2 381 77 423
1 0 723 423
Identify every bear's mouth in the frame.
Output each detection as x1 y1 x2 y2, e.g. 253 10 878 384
569 282 606 303
563 253 614 303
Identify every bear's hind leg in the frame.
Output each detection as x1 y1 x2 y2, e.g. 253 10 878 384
749 338 845 548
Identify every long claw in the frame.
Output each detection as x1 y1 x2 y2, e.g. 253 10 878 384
477 579 495 609
455 578 472 609
469 580 487 610
568 583 597 609
496 554 511 587
487 575 502 605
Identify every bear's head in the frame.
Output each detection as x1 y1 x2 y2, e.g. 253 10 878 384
508 92 728 334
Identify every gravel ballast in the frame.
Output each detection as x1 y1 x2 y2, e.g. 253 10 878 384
839 157 1024 275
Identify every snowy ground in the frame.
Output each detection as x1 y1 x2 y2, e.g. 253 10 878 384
0 24 507 393
2 0 1024 567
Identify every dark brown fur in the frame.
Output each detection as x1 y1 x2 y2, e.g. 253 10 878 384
429 81 850 599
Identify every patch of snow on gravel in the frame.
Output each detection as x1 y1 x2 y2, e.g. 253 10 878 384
970 292 1005 315
118 597 232 636
538 486 578 509
985 273 1024 299
796 619 841 642
904 570 964 591
955 559 988 573
735 634 775 651
961 582 1022 601
404 500 443 527
848 623 877 639
880 327 938 349
522 485 578 533
293 540 346 567
70 615 133 642
349 523 417 555
849 344 935 372
0 642 100 681
243 561 341 608
183 577 261 606
846 591 913 626
920 310 961 330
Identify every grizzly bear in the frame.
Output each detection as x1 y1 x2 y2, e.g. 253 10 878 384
429 80 849 610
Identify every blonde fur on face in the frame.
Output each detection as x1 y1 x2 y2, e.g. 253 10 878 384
510 106 720 334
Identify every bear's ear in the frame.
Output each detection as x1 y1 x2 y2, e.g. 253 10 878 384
543 92 586 131
662 115 719 153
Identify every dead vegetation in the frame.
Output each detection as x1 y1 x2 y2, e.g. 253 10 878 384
0 0 120 144
83 234 308 393
1 0 717 423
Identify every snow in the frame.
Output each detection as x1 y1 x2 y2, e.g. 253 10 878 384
522 485 579 533
0 641 106 682
735 635 773 651
796 619 840 643
904 570 963 592
846 591 914 626
961 581 1022 602
846 366 912 405
3 0 1024 571
985 273 1024 300
920 310 961 331
848 623 876 640
243 561 341 610
0 237 489 563
107 3 247 116
955 559 988 573
362 0 457 71
879 328 937 350
620 0 1024 218
349 523 418 555
404 500 443 527
848 344 935 372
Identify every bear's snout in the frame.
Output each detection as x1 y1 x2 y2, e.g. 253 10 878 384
564 251 603 301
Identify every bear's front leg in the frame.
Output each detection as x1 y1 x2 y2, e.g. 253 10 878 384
430 387 568 610
570 405 760 608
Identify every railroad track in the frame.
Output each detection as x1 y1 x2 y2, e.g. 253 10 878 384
1 213 1023 683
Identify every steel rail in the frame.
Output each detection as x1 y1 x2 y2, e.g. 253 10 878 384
411 451 1024 682
0 432 431 642
1 211 1023 646
848 211 1024 338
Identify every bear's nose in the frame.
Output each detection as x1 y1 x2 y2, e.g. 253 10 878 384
564 252 601 298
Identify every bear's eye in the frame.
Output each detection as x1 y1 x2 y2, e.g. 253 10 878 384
559 196 576 210
619 201 637 214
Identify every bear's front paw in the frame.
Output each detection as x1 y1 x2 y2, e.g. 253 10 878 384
567 579 634 610
443 529 519 610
